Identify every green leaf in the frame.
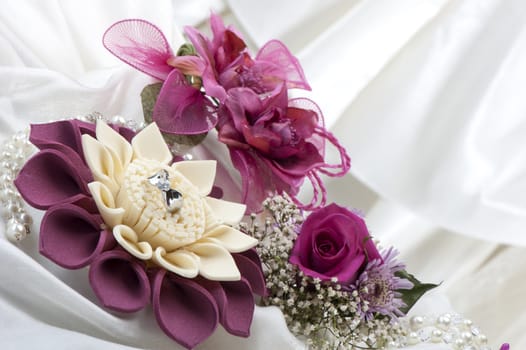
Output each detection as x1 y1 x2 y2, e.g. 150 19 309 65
141 83 162 124
140 83 207 146
177 43 197 56
395 270 440 314
163 132 207 147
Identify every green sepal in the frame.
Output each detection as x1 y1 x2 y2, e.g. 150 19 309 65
140 83 208 146
395 270 440 314
177 43 197 57
141 83 163 124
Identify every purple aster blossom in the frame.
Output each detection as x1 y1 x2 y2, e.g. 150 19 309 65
353 247 413 321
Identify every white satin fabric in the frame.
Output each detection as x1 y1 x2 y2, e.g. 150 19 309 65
1 0 524 349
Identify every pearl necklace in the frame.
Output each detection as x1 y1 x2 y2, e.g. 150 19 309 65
1 128 35 242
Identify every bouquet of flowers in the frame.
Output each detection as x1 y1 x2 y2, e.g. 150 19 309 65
1 12 508 350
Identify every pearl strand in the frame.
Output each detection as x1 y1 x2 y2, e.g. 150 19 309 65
1 113 146 243
0 129 36 242
387 313 492 350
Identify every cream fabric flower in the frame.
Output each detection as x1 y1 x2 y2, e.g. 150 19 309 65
81 121 258 281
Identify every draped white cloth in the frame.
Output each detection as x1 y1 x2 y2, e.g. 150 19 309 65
1 0 524 349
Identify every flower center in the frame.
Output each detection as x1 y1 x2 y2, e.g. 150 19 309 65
362 273 393 308
115 158 206 251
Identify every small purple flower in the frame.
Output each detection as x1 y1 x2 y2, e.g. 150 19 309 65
354 247 413 320
500 343 510 350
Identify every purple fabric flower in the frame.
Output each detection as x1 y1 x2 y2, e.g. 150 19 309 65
500 344 510 350
184 13 311 102
289 203 381 284
15 120 266 349
354 247 413 320
218 86 350 211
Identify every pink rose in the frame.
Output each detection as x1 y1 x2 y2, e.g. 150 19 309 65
289 203 382 284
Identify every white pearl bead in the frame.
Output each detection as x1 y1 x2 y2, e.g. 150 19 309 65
16 212 33 225
461 331 473 341
407 332 420 345
410 316 424 330
454 338 465 348
477 334 488 344
436 314 451 329
0 188 14 202
0 173 13 183
5 219 26 242
463 319 473 327
111 115 126 125
431 329 443 342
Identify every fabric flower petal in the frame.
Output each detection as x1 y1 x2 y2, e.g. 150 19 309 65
131 122 172 164
202 225 258 253
256 40 311 90
200 278 254 337
152 247 199 278
14 149 90 210
103 19 174 81
88 182 125 227
152 269 219 349
205 197 246 225
219 279 254 337
29 120 93 157
95 121 133 175
233 253 267 296
187 242 241 281
89 250 151 313
81 134 120 194
153 69 218 135
39 204 114 268
113 225 153 260
171 160 216 196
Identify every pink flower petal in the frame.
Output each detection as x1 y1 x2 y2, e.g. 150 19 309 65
40 204 114 268
89 250 150 312
103 19 174 81
152 270 219 349
233 252 267 296
153 70 218 135
14 149 91 210
256 40 311 91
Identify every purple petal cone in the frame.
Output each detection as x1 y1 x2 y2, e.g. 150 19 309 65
30 120 82 154
233 253 267 296
218 279 255 337
152 270 219 349
89 250 151 312
14 149 90 209
40 204 108 268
